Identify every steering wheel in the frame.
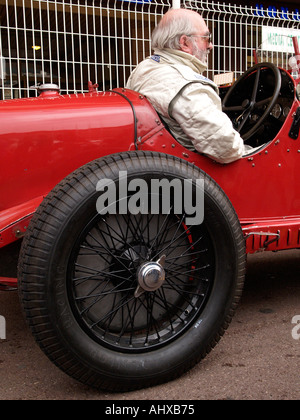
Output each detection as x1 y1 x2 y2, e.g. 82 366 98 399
222 62 281 142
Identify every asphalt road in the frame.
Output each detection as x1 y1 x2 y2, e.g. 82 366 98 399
0 244 299 400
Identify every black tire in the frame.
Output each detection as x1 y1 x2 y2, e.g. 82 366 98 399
18 151 245 391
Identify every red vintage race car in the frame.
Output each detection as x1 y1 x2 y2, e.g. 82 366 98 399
0 43 299 391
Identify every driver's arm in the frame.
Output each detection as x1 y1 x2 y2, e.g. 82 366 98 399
171 82 251 164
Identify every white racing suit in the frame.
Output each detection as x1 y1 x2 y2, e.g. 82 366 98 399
126 48 253 164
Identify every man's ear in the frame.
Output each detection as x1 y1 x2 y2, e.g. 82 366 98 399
179 35 193 54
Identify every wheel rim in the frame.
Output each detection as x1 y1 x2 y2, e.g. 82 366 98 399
68 210 215 353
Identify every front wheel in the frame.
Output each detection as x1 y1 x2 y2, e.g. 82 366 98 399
18 151 245 391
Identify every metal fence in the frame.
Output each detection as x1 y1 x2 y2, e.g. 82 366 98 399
0 0 299 99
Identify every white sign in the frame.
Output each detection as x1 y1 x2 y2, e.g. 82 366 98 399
214 72 234 86
261 26 300 53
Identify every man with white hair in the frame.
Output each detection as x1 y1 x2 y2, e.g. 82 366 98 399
126 8 253 164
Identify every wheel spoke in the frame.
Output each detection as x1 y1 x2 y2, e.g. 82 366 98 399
69 208 214 352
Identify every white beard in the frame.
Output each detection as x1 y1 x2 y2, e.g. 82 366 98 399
191 38 210 64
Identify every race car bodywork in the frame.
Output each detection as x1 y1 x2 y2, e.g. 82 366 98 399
1 68 299 260
0 50 299 390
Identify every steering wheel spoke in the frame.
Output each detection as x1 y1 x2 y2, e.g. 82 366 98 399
254 96 274 109
235 109 252 133
251 67 261 102
222 105 244 113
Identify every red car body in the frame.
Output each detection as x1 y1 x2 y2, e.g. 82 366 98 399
1 71 299 292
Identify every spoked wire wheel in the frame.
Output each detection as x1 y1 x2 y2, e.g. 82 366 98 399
18 151 245 391
69 210 214 353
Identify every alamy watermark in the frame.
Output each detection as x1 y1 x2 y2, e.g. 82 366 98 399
96 171 204 225
291 315 300 340
0 315 6 340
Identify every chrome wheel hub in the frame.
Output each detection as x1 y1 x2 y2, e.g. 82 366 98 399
134 255 166 297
